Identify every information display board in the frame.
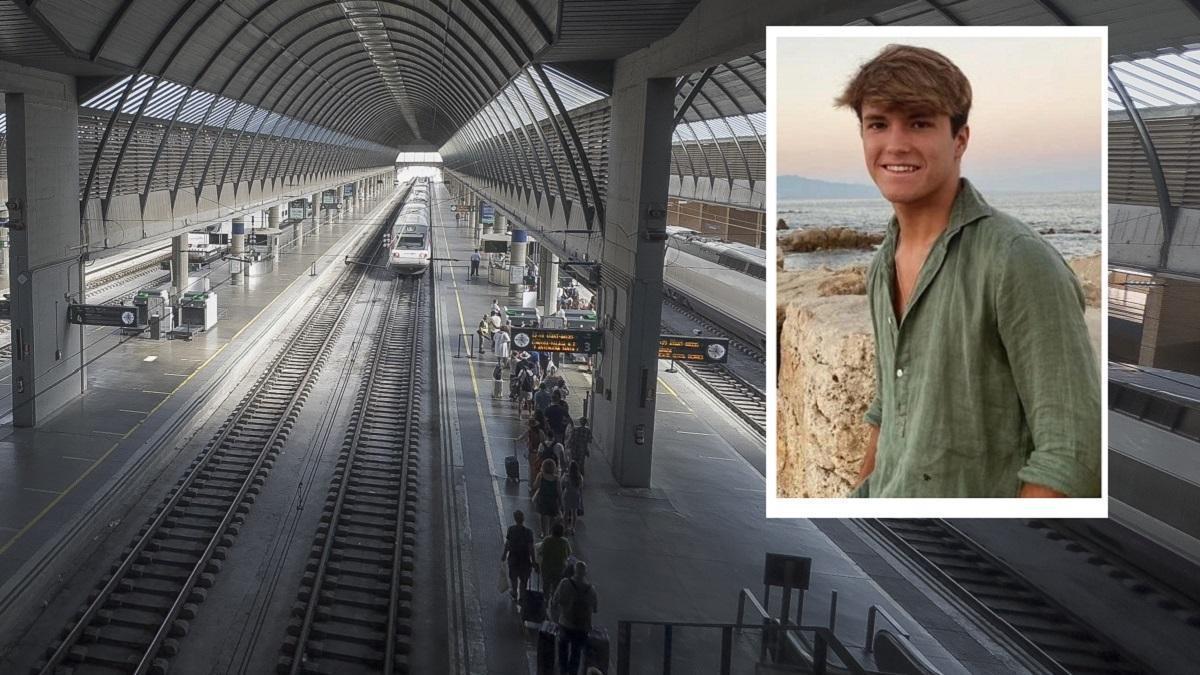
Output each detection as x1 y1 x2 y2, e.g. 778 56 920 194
658 334 729 363
511 327 603 354
480 202 495 226
321 191 337 206
288 199 307 220
68 304 138 327
342 184 355 198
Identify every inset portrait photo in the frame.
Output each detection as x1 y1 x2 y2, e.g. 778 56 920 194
766 26 1107 517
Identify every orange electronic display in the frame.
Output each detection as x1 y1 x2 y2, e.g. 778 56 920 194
658 335 729 363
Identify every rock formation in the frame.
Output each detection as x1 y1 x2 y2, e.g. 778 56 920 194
778 227 884 254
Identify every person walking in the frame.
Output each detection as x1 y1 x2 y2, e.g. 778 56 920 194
519 413 546 484
470 248 482 277
534 381 554 415
538 522 572 606
545 392 573 444
501 510 536 603
532 458 562 536
554 561 599 675
493 325 511 369
561 461 584 535
568 417 591 476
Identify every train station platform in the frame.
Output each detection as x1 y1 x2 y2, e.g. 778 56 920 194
427 181 1006 674
0 187 403 626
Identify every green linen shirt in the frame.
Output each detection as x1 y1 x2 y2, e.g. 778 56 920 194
858 179 1100 498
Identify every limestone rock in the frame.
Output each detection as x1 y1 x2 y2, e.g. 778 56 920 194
776 294 874 498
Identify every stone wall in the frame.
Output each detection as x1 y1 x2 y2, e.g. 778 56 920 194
776 254 1101 498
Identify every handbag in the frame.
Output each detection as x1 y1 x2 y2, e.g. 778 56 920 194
498 561 510 594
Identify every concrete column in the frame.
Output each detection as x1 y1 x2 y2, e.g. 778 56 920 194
268 204 280 228
0 204 8 292
495 214 507 236
311 192 321 223
469 195 480 246
539 251 559 316
1139 275 1200 373
231 217 246 284
509 228 528 301
5 83 84 425
592 75 675 487
171 234 188 298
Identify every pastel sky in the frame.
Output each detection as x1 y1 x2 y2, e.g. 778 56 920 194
775 36 1103 192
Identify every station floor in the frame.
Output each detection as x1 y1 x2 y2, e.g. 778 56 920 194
0 188 400 620
427 182 1011 674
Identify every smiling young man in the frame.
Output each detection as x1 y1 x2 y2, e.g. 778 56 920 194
836 44 1100 498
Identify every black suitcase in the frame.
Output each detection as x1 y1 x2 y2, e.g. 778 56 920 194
504 455 520 481
587 626 610 672
536 621 559 674
521 588 547 624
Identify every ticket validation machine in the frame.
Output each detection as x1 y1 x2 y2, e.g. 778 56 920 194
179 291 218 331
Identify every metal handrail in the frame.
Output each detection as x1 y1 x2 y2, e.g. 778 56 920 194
864 605 910 653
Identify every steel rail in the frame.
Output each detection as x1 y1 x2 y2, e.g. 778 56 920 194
35 193 407 675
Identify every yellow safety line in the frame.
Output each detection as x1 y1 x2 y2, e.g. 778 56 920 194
0 194 396 557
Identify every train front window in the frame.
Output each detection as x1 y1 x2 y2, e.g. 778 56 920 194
397 235 425 249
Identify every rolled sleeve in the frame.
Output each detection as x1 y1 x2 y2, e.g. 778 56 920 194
996 235 1101 497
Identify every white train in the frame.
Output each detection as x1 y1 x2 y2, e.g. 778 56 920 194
662 226 765 349
387 178 431 276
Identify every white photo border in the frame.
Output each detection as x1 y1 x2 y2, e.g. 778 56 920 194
765 24 1109 519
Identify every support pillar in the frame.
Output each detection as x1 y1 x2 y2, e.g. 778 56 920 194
592 75 675 488
4 82 84 426
231 217 246 285
495 214 507 237
1139 275 1200 374
171 234 188 299
268 204 280 228
311 192 321 223
539 251 559 316
509 228 527 302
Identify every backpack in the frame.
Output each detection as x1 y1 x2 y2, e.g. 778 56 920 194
519 369 535 393
566 580 592 628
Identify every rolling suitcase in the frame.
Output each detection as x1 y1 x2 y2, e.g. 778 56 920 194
587 626 611 673
536 621 559 675
521 588 547 624
504 455 520 481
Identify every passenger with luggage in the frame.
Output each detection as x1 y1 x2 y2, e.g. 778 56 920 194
518 414 547 483
532 458 562 536
501 510 536 603
492 362 505 399
516 366 537 415
538 522 572 605
568 418 591 476
561 461 584 535
554 561 600 675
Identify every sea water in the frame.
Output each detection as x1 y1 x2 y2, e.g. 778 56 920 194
778 191 1101 271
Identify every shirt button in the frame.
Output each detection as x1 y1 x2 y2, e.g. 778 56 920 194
896 368 904 378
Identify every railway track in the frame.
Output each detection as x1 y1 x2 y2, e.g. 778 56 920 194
674 361 765 436
278 276 424 674
660 296 766 437
867 519 1146 675
33 220 390 675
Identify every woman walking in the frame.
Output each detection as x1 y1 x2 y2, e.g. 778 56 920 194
561 461 584 535
531 458 562 536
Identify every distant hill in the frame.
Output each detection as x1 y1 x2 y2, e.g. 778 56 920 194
778 176 879 199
